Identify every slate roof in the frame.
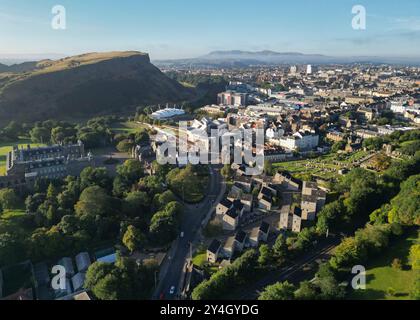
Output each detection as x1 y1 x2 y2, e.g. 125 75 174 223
208 239 221 254
260 221 270 234
235 230 247 243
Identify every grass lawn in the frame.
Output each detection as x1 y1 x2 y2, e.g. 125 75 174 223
0 210 31 236
192 251 207 267
348 230 419 300
192 250 219 276
111 121 149 134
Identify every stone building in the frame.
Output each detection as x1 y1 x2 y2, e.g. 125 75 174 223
0 142 94 190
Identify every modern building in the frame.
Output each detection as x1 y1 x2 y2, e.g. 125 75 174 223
217 91 247 106
150 106 185 120
278 131 319 151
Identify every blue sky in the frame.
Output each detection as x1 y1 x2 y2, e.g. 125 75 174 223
0 0 420 59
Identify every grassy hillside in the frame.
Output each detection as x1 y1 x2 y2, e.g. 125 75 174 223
348 229 419 300
0 51 195 125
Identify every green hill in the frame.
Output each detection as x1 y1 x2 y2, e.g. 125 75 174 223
0 51 194 125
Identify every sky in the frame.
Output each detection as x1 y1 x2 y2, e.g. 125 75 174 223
0 0 420 60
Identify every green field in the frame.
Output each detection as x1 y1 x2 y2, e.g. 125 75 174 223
111 121 149 134
349 230 419 300
0 140 45 176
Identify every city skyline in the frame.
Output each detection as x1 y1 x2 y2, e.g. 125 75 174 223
1 0 420 60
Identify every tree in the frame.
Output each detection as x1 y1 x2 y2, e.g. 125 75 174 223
75 186 114 218
317 274 345 299
153 190 176 209
264 160 274 176
113 160 144 197
122 191 150 217
258 244 274 266
316 199 346 233
84 261 118 300
331 140 346 153
151 161 171 181
295 281 319 300
138 175 164 194
192 250 258 300
28 227 69 261
221 164 233 178
0 188 19 211
330 237 365 270
85 256 157 300
25 193 46 213
149 209 178 245
410 278 420 300
116 139 134 153
400 140 420 156
387 287 396 298
80 167 112 191
134 129 150 145
0 233 26 266
30 125 50 143
166 164 207 203
272 233 288 261
409 244 420 270
122 225 145 253
58 215 79 234
258 281 295 300
46 183 59 202
51 125 77 144
117 159 144 183
387 174 420 226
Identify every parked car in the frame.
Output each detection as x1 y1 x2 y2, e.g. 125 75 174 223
169 286 176 295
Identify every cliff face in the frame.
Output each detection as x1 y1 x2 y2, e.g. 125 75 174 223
0 52 194 124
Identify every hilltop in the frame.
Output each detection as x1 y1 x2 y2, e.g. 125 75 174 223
0 51 194 124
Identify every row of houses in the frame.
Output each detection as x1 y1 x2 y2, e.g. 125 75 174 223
216 174 280 230
206 221 271 263
277 179 327 233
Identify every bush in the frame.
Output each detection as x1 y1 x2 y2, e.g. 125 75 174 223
391 258 403 270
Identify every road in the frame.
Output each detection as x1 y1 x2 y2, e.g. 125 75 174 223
152 165 225 300
235 237 340 300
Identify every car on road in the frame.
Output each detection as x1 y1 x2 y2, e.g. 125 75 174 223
169 286 176 295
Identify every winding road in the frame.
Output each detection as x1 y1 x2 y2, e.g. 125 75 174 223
152 165 225 300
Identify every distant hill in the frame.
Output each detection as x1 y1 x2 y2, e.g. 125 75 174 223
155 50 333 67
154 50 420 67
0 51 194 124
0 61 39 73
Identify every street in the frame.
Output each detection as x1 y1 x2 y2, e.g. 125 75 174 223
152 165 226 300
